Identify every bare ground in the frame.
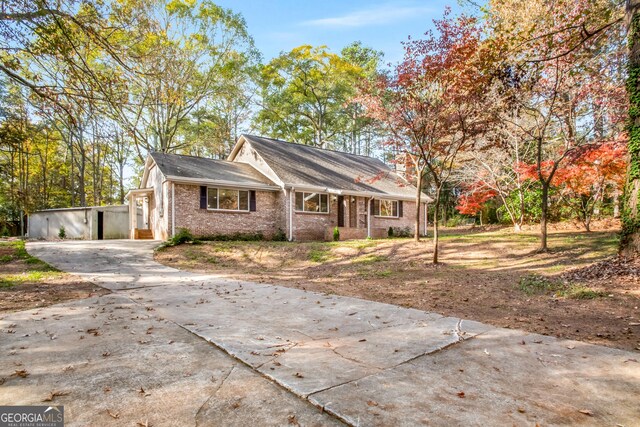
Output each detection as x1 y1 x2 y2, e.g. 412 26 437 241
155 222 640 352
0 239 108 313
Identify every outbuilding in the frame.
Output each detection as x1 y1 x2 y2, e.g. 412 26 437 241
28 205 141 240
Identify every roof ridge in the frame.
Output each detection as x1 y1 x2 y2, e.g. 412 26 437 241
241 134 387 162
151 151 236 163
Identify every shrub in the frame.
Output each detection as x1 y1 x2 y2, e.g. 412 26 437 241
58 226 66 239
158 228 200 250
333 226 340 241
0 225 9 237
272 228 287 242
388 226 394 237
200 232 264 242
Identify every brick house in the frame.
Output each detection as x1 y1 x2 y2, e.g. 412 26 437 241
127 135 431 241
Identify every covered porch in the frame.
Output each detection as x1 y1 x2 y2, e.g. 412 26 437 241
127 188 154 239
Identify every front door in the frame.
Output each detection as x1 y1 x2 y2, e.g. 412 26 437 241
337 195 344 227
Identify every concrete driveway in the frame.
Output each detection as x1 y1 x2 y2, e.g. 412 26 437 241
1 240 639 426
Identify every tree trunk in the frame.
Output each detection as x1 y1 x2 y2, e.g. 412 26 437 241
539 182 549 252
621 0 640 256
414 168 424 242
432 190 441 264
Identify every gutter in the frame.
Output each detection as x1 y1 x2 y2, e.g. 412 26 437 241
165 175 280 191
282 183 431 203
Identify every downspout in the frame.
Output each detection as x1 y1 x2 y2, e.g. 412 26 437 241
289 188 294 241
367 197 373 238
171 181 175 238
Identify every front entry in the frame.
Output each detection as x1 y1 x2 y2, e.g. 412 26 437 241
337 195 345 227
97 211 104 240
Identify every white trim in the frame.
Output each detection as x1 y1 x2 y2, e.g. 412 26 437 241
373 199 399 218
206 187 251 212
293 191 330 214
171 182 175 238
166 175 279 191
283 184 430 203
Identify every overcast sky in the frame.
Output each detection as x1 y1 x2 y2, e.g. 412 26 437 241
216 0 466 65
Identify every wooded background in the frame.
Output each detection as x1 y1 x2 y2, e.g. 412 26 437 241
0 0 636 256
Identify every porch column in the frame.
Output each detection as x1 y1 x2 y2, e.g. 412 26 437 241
128 193 136 239
367 197 372 238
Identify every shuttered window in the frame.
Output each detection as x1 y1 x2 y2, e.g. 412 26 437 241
294 192 329 213
206 188 250 212
373 199 399 217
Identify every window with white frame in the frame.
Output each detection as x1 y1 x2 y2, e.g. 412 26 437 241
374 199 398 217
294 192 329 213
207 188 249 211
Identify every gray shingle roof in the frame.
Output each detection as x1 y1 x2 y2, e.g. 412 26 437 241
150 152 275 187
239 135 424 200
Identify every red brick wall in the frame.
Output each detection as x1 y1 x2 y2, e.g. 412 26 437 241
372 201 424 235
173 184 281 238
291 194 338 241
169 184 426 241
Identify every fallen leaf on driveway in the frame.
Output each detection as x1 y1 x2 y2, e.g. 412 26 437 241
578 409 593 416
107 410 119 419
293 372 304 378
457 391 465 398
367 400 379 407
42 390 69 402
287 414 300 426
136 419 151 427
11 369 29 378
566 345 575 350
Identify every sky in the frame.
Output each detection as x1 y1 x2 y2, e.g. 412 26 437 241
215 0 466 65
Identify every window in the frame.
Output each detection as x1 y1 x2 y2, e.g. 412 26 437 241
207 188 249 211
374 199 398 217
295 192 329 213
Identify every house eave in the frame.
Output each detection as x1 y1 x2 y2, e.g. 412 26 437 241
165 175 280 191
282 183 431 203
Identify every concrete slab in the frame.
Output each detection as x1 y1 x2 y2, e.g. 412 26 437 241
24 240 640 426
0 294 342 426
310 328 640 426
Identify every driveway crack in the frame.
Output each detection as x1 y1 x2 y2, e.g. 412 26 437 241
195 364 236 427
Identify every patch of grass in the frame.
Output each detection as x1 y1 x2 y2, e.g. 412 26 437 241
518 274 562 295
561 285 607 299
0 271 64 288
0 255 12 263
328 239 377 250
353 254 388 265
308 248 331 263
373 269 393 278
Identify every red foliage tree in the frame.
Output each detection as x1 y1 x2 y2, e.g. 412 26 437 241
456 184 497 223
358 9 492 263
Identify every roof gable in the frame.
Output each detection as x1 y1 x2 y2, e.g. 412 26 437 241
232 135 427 200
148 152 276 189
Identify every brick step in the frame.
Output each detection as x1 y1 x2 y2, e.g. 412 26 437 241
135 229 154 239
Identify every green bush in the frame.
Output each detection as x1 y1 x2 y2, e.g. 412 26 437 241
58 225 66 239
159 228 200 250
388 226 394 237
0 225 9 237
272 228 287 241
199 231 264 242
333 226 340 241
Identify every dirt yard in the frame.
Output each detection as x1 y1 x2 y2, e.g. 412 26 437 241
156 223 640 352
0 239 108 312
